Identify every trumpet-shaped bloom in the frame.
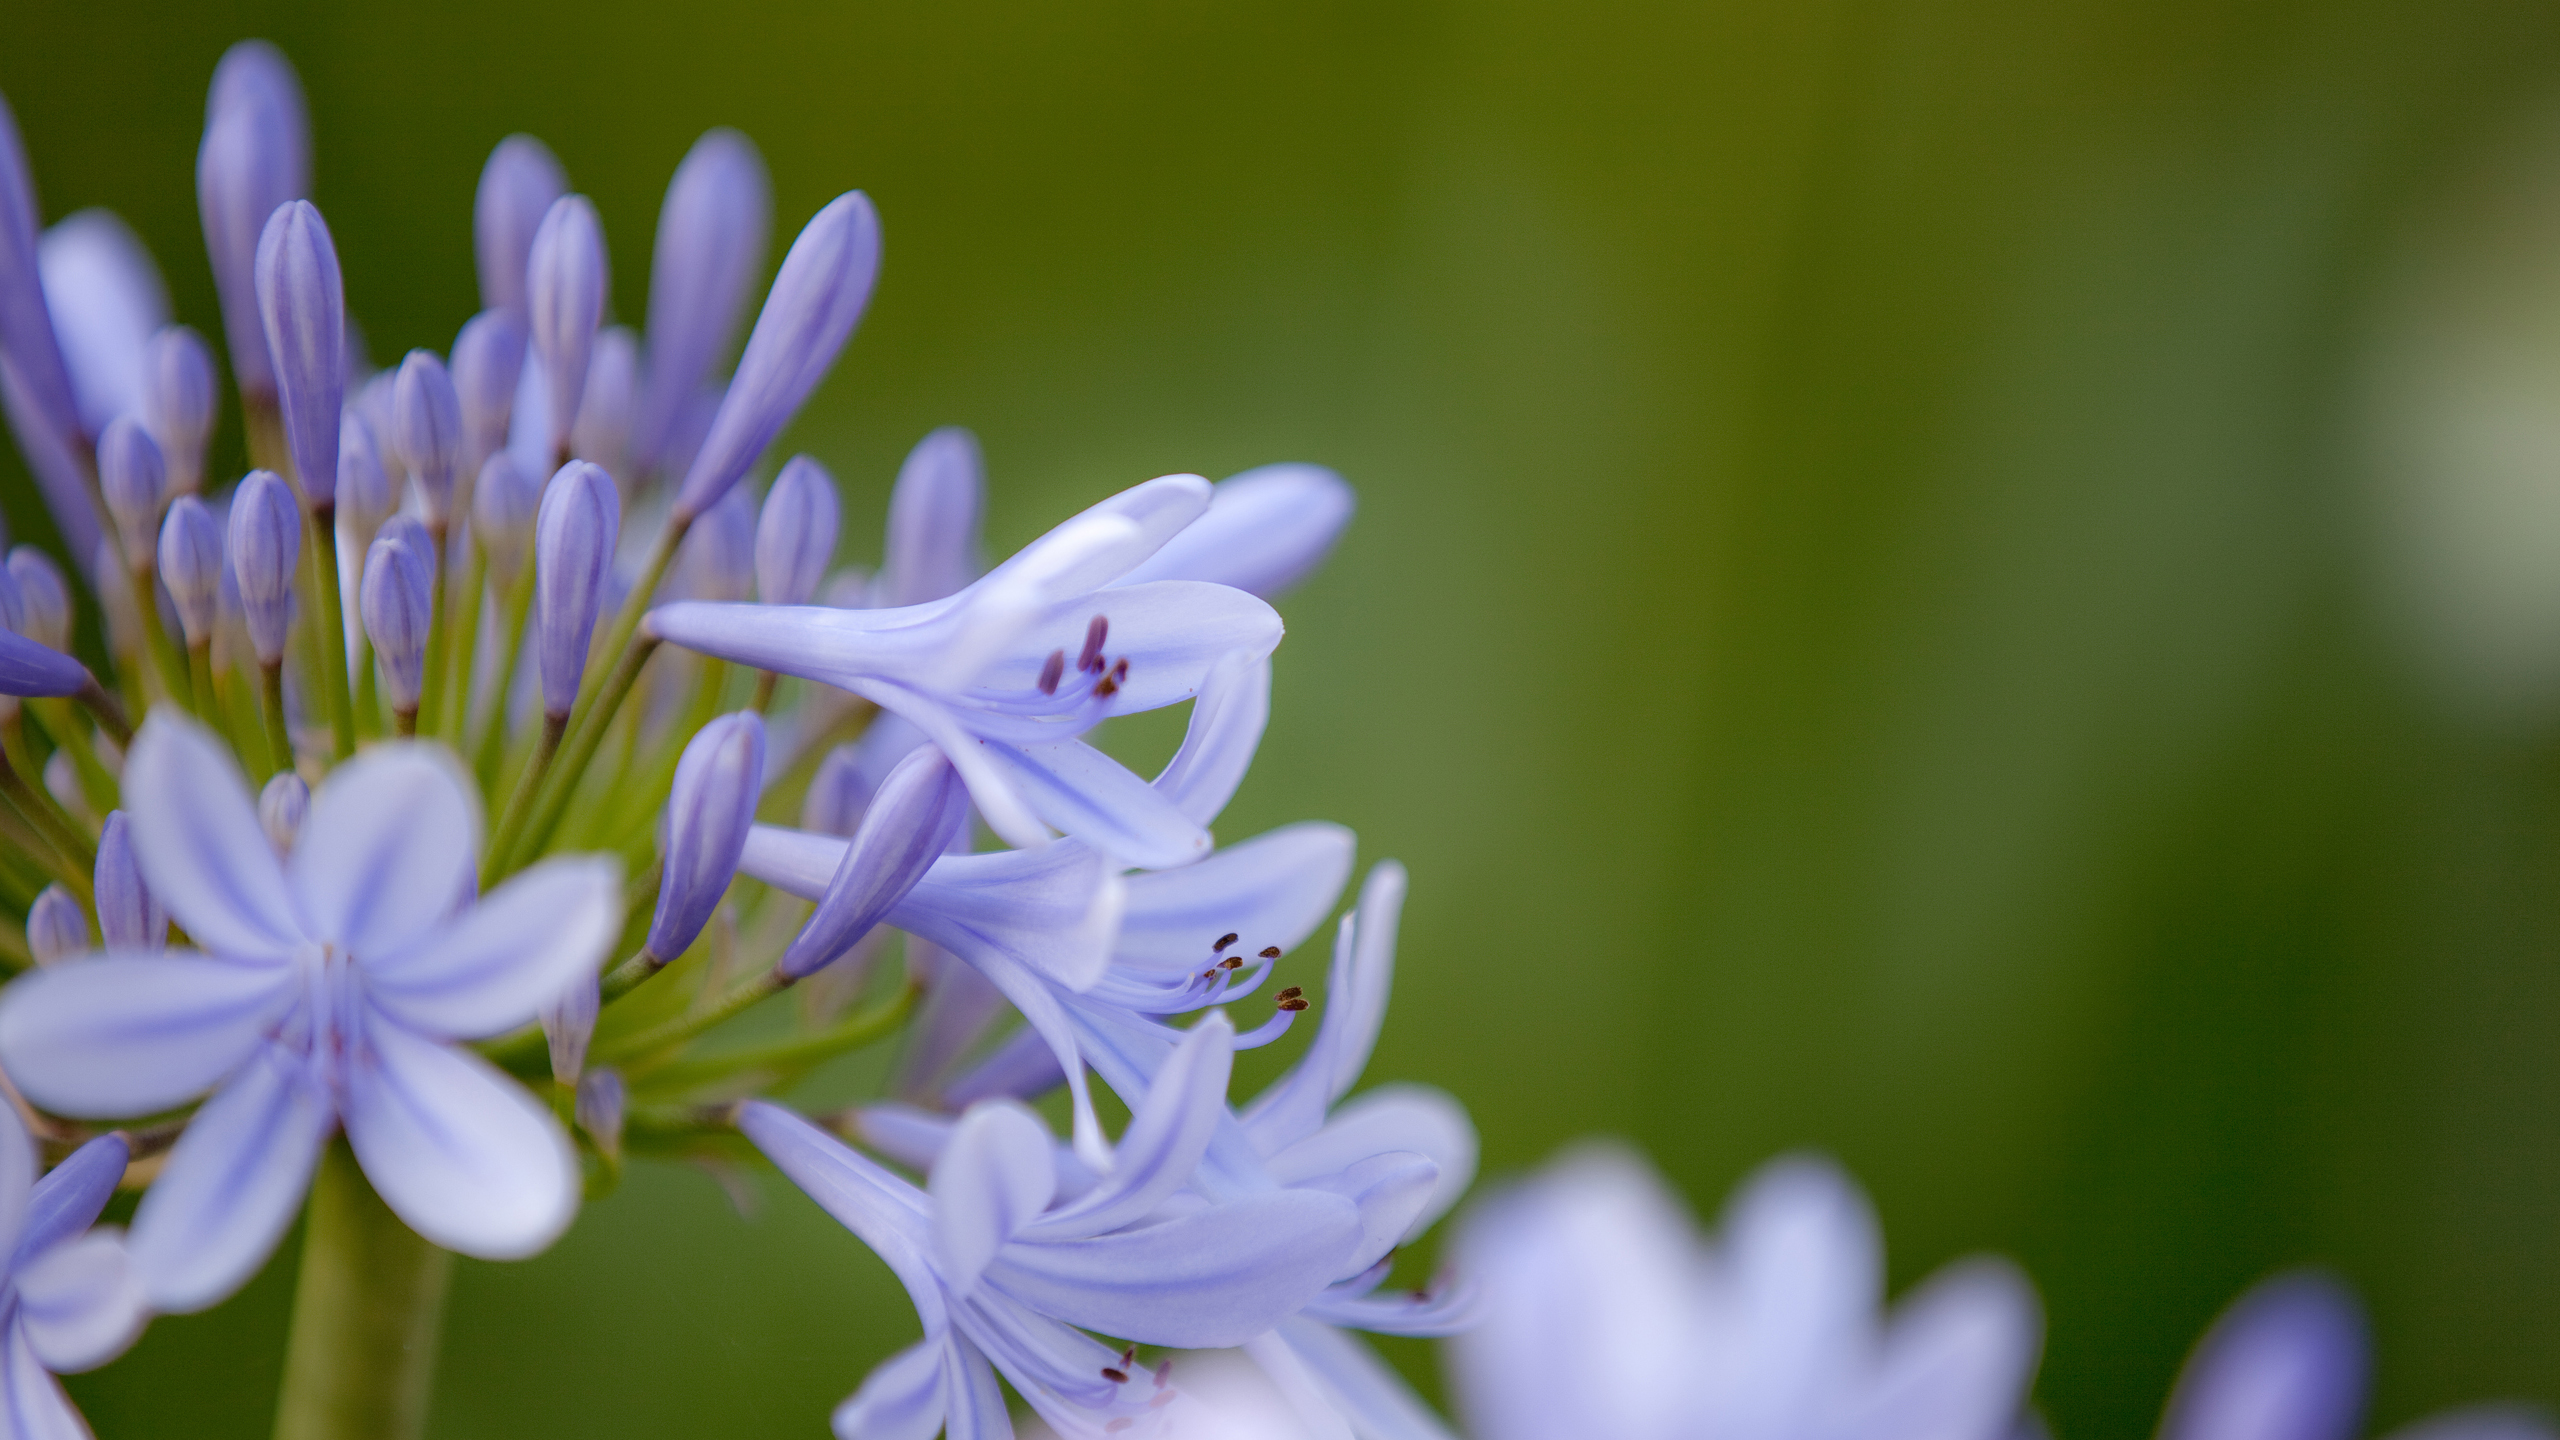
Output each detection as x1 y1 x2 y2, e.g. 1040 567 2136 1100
741 1014 1366 1440
0 1107 148 1438
0 714 619 1312
1449 1146 2041 1440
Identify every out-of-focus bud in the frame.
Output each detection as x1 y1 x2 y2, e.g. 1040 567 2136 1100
672 193 879 520
874 426 982 607
94 810 166 951
228 469 300 666
0 560 24 637
543 969 599 1086
25 884 87 966
471 451 541 588
676 484 754 603
645 711 766 963
474 136 564 326
571 325 636 480
40 210 169 435
1117 462 1357 600
527 195 607 460
361 516 433 715
144 325 218 495
157 496 223 645
575 1068 625 1162
534 460 619 719
335 408 395 555
801 742 868 836
254 200 344 507
0 629 88 699
392 349 464 528
638 130 769 470
755 454 839 606
0 93 84 467
196 40 309 403
41 751 84 824
8 547 71 651
259 770 308 853
451 308 524 471
779 745 968 979
97 416 168 565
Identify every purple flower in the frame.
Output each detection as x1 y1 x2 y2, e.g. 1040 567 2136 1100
1116 463 1355 601
393 348 465 527
144 324 218 496
570 325 637 481
872 427 983 609
754 454 840 607
0 91 84 465
335 408 396 555
7 546 70 652
196 39 309 403
527 195 607 460
637 129 769 473
97 415 168 564
38 209 169 436
158 495 224 645
228 468 301 666
471 450 541 587
534 460 620 719
362 518 434 713
0 628 90 699
94 810 165 951
254 200 344 506
776 743 969 981
474 136 564 328
645 712 767 964
24 884 85 967
0 1106 148 1435
0 714 619 1311
451 308 526 473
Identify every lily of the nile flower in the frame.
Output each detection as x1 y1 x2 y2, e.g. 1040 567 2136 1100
24 886 84 968
650 473 1280 863
0 627 92 701
37 210 168 440
229 469 301 667
197 39 308 409
159 496 224 648
452 309 526 478
571 326 637 485
8 549 70 653
474 136 565 332
254 199 343 505
2159 1273 2556 1440
144 324 216 496
0 714 619 1312
527 195 606 462
0 1104 149 1438
0 90 99 562
635 129 769 475
93 811 165 951
756 455 841 608
1449 1146 2040 1440
1111 464 1354 602
740 1013 1367 1440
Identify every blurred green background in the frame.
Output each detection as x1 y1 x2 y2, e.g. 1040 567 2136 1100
9 0 2560 1435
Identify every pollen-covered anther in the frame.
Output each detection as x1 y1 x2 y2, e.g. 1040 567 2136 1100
1078 615 1110 672
1220 957 1242 970
1258 945 1280 959
1277 986 1308 1012
1101 1366 1130 1384
1213 932 1238 952
1037 649 1065 695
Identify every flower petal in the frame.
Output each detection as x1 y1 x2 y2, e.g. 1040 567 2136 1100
780 746 969 980
971 580 1282 716
990 1189 1363 1348
289 742 478 956
121 713 300 958
0 952 294 1117
1267 1085 1477 1243
970 473 1211 602
362 856 620 1039
342 1011 576 1260
892 842 1124 994
1242 862 1404 1151
0 1324 89 1440
980 738 1210 870
16 1229 146 1374
129 1046 334 1313
1292 1151 1438 1279
1851 1257 2043 1440
856 683 1053 851
1115 463 1356 601
1152 650 1270 824
930 1101 1057 1296
1270 1316 1462 1440
830 1338 949 1440
0 1103 30 1264
1118 822 1353 972
16 1134 128 1267
1028 1012 1231 1240
2162 1273 2369 1440
1711 1153 1885 1433
737 1101 942 1323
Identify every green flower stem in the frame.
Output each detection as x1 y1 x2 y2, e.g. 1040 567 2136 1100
586 517 688 714
415 527 450 741
633 982 916 1095
442 546 489 743
24 700 117 813
128 567 195 714
483 712 569 877
259 664 295 778
0 744 93 900
352 635 382 742
750 669 780 713
187 643 224 741
71 680 131 750
272 1143 452 1440
501 637 662 879
595 966 791 1067
472 567 536 797
304 509 357 762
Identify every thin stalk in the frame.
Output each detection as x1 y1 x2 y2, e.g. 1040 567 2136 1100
128 567 194 713
259 664 295 778
352 634 382 741
443 546 489 743
595 967 791 1066
483 713 569 877
415 527 449 740
305 508 357 761
0 746 94 900
633 982 915 1094
73 679 131 750
472 566 536 797
391 705 418 738
503 637 661 878
24 701 116 813
187 643 222 737
271 1143 451 1440
585 517 688 707
750 669 780 713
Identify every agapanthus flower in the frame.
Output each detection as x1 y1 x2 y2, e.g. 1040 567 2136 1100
0 1106 147 1440
0 714 618 1311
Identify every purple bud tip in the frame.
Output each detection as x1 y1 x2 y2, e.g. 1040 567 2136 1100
392 348 464 524
2166 1272 2371 1440
258 770 308 852
673 191 880 519
1 92 86 458
25 883 87 966
571 325 638 479
451 308 526 465
677 484 756 604
228 469 301 665
800 742 870 837
335 407 394 544
157 496 224 643
474 135 565 325
0 627 90 699
779 743 966 980
1116 462 1357 600
360 518 434 710
639 128 770 468
198 41 310 400
95 810 166 950
755 454 840 606
534 460 620 717
7 547 72 651
255 200 345 507
877 426 984 607
528 194 608 456
647 711 767 961
472 450 542 583
97 415 169 562
143 325 218 494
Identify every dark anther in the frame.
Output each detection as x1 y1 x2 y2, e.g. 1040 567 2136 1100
1079 615 1110 672
1109 657 1129 684
1276 986 1303 1000
1259 946 1280 959
1279 995 1310 1012
1214 932 1239 952
1122 1347 1136 1365
1101 1367 1130 1384
1037 650 1065 695
1154 1360 1174 1387
1220 956 1242 970
1093 671 1121 699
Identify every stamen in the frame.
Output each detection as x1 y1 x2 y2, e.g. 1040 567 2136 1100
1276 986 1303 1000
1278 993 1309 1012
1079 615 1109 672
1037 649 1065 695
1259 945 1281 958
1154 1360 1174 1388
1122 1346 1137 1367
1220 956 1242 970
1214 932 1238 952
1102 1367 1130 1384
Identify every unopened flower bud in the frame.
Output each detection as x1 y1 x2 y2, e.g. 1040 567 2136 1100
0 559 24 636
575 1068 625 1162
259 770 308 853
157 496 223 644
42 751 85 824
7 547 70 651
97 416 168 565
1 95 85 468
673 192 879 519
677 484 754 603
474 135 564 325
534 461 619 719
801 742 869 836
779 744 968 979
392 349 464 527
571 325 636 479
255 200 345 506
543 970 599 1085
335 408 395 553
451 308 525 470
25 883 87 966
197 40 309 401
361 517 433 714
639 129 769 469
144 325 217 495
0 629 86 699
228 469 300 665
94 810 165 951
755 454 839 607
528 195 607 458
472 451 541 587
647 711 766 963
875 427 983 607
